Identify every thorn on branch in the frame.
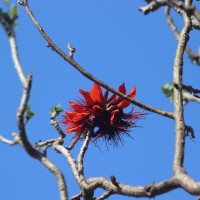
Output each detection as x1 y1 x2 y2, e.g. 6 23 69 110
110 175 119 187
185 126 195 139
144 182 156 197
67 43 76 59
46 43 54 52
16 0 26 6
173 83 182 91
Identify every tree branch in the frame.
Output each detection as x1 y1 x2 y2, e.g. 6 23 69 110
9 35 26 85
0 133 20 145
183 92 200 104
77 133 91 182
86 177 179 198
54 145 82 188
19 0 174 120
15 74 68 200
139 0 166 15
172 0 192 173
165 6 200 66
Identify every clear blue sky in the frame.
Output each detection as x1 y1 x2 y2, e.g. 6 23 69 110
0 1 200 200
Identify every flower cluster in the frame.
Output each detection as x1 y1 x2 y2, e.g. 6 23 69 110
63 83 143 146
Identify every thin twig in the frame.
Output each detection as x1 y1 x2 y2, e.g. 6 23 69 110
9 35 26 85
0 133 19 145
165 6 200 66
183 92 200 103
169 0 200 22
21 0 174 120
50 115 66 138
139 0 166 14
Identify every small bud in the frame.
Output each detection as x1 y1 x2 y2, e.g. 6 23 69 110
67 42 76 58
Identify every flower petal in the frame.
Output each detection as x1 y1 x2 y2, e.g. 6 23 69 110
110 109 119 124
128 85 136 99
66 111 89 122
65 124 82 133
118 83 126 94
79 89 94 106
117 85 136 109
70 102 84 111
90 83 103 105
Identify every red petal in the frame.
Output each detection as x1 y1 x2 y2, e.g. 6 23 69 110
117 85 136 109
65 125 82 133
79 89 94 106
90 83 103 105
70 102 84 111
91 105 103 118
128 85 136 99
66 111 89 122
110 109 119 123
118 83 126 94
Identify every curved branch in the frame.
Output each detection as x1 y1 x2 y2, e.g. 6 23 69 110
172 1 192 173
20 0 174 120
17 74 68 200
54 145 82 188
86 177 179 198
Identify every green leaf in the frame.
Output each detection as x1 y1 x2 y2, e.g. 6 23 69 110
25 105 34 120
161 83 174 102
50 104 63 116
10 4 18 19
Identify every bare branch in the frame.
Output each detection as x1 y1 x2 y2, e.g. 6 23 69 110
9 35 26 85
15 74 68 200
77 133 91 182
0 133 19 145
172 0 192 173
139 0 166 14
87 177 179 198
1 15 69 198
175 173 200 195
54 145 82 188
50 115 65 139
169 0 200 22
183 92 200 103
165 6 200 65
21 0 174 120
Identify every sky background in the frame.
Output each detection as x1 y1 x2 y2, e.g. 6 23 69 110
0 1 200 200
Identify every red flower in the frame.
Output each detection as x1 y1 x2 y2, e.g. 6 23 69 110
63 83 143 146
